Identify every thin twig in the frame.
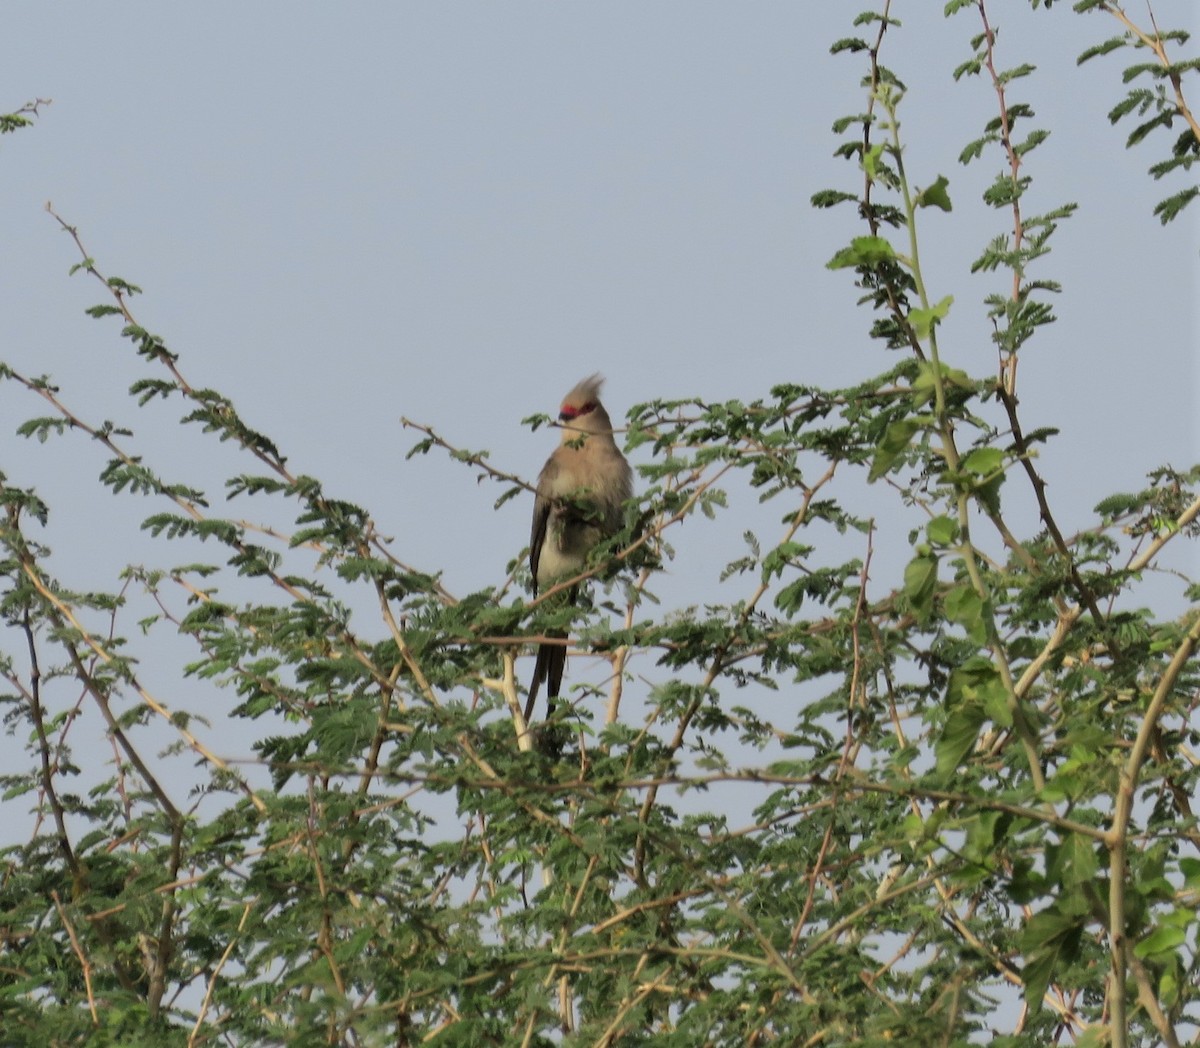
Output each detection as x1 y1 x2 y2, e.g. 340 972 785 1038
52 891 99 1026
189 900 256 1045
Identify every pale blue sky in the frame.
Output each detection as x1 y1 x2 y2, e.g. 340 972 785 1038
1 3 1196 734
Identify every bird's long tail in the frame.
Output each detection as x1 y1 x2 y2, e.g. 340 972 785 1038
525 638 566 722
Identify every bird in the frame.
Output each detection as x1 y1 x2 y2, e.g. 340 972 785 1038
526 374 633 722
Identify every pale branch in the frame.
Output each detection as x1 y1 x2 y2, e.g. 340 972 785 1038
22 560 266 817
977 0 1027 393
1103 1 1200 146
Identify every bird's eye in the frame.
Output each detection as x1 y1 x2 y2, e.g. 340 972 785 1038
560 401 596 421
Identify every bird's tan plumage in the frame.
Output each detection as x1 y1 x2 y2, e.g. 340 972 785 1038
527 374 633 720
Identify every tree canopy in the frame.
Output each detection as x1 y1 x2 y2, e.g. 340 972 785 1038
2 4 1200 1046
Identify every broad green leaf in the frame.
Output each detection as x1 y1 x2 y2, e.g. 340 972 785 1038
826 235 898 270
869 417 922 482
1020 907 1086 1010
915 174 953 211
903 552 938 613
962 446 1003 475
974 470 1006 515
910 359 973 405
1057 832 1099 888
1134 925 1185 960
926 515 957 546
909 295 954 339
1180 857 1200 888
945 658 1011 728
942 582 981 624
936 702 986 779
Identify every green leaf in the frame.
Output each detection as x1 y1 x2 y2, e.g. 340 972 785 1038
826 235 898 270
936 702 986 779
962 446 1003 475
811 189 859 209
947 657 1010 727
1180 857 1200 889
1154 185 1200 225
909 294 954 339
915 174 953 211
943 582 984 637
830 37 869 55
1077 36 1127 65
903 552 937 613
869 418 923 482
862 142 886 180
911 359 973 405
1057 832 1099 888
1020 906 1086 1010
974 470 1005 515
926 515 957 546
1133 925 1185 960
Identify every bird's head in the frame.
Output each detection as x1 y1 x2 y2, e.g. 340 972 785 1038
557 373 613 439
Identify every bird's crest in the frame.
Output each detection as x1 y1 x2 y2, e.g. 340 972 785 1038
560 374 605 419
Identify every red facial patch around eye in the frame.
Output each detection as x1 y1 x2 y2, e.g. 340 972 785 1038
559 401 596 421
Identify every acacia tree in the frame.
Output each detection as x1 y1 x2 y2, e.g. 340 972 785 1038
2 3 1199 1045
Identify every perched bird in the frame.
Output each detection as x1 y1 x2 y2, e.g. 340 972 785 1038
526 374 633 721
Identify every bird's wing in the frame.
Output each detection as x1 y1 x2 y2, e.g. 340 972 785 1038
529 459 558 594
